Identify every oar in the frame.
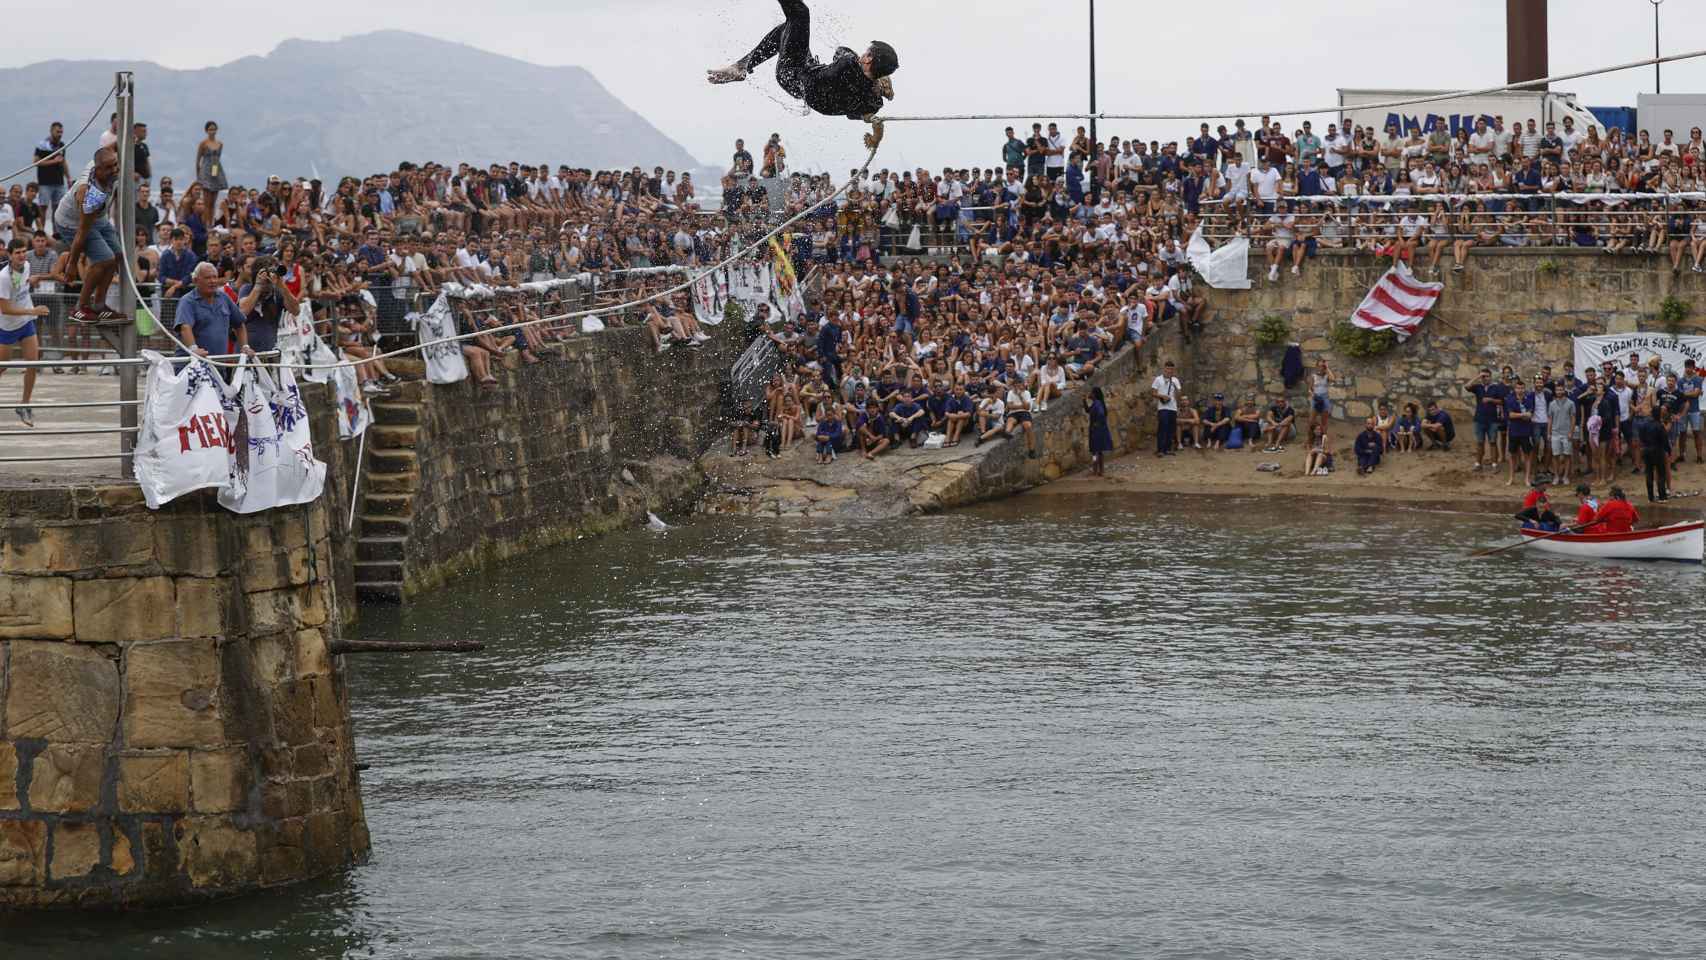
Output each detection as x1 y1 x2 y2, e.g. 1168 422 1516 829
1469 523 1588 559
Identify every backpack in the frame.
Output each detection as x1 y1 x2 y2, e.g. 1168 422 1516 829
1227 426 1244 450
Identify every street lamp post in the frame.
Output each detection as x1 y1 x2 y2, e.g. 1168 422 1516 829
1088 0 1098 153
1652 0 1664 94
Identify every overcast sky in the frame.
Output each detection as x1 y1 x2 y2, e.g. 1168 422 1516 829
6 0 1706 173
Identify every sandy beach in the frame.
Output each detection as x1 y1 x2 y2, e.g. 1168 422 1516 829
1032 419 1706 520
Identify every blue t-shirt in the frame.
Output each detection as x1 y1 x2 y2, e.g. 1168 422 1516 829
1469 382 1507 424
175 291 245 355
1680 374 1703 413
1506 392 1535 438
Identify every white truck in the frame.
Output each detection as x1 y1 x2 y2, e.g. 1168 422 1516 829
1336 88 1604 138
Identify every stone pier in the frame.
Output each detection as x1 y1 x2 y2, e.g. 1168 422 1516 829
0 383 368 908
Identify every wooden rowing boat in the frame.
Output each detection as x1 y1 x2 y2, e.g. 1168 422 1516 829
1518 521 1705 563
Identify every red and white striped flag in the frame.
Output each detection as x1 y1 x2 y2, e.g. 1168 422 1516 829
1350 263 1444 340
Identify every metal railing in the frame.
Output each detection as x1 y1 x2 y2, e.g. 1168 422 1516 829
1198 192 1706 246
0 349 279 466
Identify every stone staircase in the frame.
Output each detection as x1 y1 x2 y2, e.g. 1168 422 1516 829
353 380 427 603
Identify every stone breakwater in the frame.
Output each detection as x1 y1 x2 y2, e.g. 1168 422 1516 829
1187 248 1706 420
701 342 1157 518
0 384 368 908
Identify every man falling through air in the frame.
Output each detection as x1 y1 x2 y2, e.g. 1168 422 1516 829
709 0 899 151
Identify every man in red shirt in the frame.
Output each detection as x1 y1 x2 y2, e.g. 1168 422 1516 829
1588 486 1639 534
1515 480 1559 529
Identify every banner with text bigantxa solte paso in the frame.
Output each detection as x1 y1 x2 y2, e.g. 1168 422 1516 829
1574 334 1706 379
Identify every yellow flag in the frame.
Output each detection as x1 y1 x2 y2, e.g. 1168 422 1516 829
768 236 797 297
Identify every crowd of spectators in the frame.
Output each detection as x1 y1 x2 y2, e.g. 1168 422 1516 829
7 117 787 388
761 115 1706 287
731 244 1191 461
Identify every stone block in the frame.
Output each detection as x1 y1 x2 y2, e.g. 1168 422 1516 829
5 640 121 742
117 752 191 814
190 748 252 814
1 521 153 574
0 575 74 639
74 577 176 643
0 820 47 887
250 632 293 687
111 829 134 876
298 585 328 628
152 518 224 577
49 821 101 880
124 639 224 750
0 742 16 811
176 816 258 890
259 819 307 886
294 628 330 679
175 577 228 638
28 744 105 814
139 821 175 883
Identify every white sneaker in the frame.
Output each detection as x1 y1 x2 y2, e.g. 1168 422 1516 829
1290 265 1300 276
692 332 711 343
361 382 388 395
1268 266 1279 282
707 63 749 84
1039 400 1048 412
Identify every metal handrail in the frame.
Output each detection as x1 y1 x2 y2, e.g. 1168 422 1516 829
0 349 280 369
0 427 138 437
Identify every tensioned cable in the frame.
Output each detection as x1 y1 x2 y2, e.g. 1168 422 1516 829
113 46 1706 370
123 142 883 371
875 48 1706 122
0 84 116 184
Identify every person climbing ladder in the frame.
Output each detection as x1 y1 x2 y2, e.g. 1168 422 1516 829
708 0 900 151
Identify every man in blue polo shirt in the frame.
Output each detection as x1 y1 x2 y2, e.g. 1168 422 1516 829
175 262 249 358
889 392 927 448
1505 378 1537 487
945 382 975 446
1465 368 1503 470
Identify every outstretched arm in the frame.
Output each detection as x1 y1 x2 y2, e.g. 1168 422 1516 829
864 118 885 151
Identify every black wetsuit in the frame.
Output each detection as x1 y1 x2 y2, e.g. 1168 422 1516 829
738 0 883 120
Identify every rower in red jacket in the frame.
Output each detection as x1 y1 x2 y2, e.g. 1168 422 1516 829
1589 486 1639 534
1573 483 1600 528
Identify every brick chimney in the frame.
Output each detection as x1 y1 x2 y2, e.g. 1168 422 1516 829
1507 0 1549 91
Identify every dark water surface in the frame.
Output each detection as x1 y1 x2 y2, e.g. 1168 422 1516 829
9 494 1706 959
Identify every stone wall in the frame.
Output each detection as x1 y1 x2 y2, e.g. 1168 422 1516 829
0 384 369 908
1187 248 1706 421
370 324 743 601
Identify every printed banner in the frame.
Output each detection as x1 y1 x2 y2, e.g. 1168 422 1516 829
688 260 795 327
218 364 327 515
133 352 235 509
1350 262 1443 341
1185 227 1252 290
411 292 470 385
1574 334 1706 379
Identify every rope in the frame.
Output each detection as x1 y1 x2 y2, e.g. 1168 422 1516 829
0 84 116 185
875 48 1706 123
123 142 884 372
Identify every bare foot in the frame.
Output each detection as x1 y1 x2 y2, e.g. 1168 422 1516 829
707 64 748 84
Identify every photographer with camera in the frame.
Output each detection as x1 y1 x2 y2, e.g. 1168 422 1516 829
236 255 299 355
